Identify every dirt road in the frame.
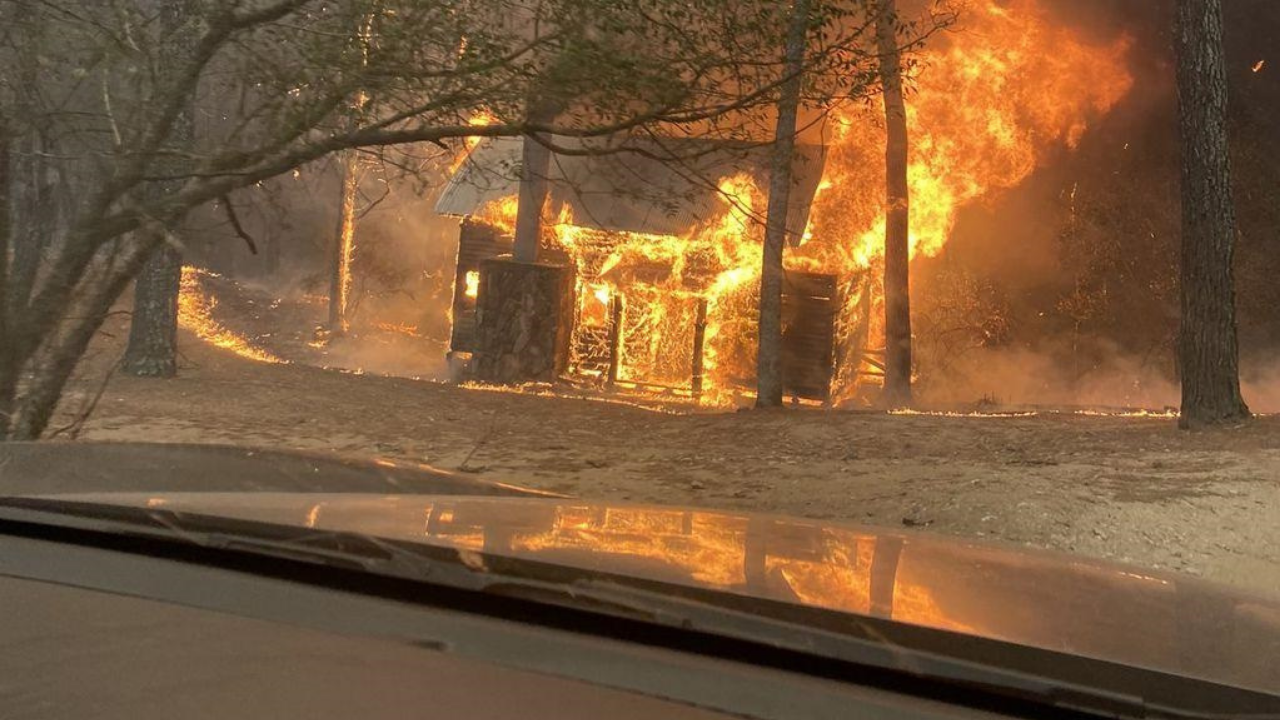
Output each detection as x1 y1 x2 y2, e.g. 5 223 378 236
50 311 1280 600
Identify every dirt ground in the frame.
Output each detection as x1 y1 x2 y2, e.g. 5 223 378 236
47 298 1280 601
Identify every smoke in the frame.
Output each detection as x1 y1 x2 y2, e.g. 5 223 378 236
915 340 1178 410
185 146 463 381
311 165 462 380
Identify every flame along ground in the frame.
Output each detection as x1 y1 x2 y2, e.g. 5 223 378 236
178 267 286 365
467 0 1134 405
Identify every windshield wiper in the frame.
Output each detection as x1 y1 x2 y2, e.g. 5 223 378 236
1 495 1277 720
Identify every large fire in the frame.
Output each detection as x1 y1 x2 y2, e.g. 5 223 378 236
803 0 1134 268
462 0 1133 404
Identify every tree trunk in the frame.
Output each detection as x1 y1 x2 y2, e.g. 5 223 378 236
755 0 810 408
512 134 552 263
7 0 54 320
1174 0 1249 428
121 1 197 377
121 241 182 376
0 123 13 440
878 0 912 408
15 234 162 440
328 152 359 333
326 17 375 333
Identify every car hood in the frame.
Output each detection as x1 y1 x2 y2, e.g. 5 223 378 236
40 490 1280 694
6 443 1280 695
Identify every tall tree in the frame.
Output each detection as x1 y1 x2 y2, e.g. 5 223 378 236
120 1 198 376
327 13 376 334
0 120 12 440
1174 0 1249 428
755 0 811 408
328 153 360 333
7 0 54 314
877 0 912 408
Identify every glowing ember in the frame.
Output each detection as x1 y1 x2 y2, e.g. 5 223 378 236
1253 59 1266 73
450 110 497 173
1072 409 1178 419
548 172 768 401
178 267 286 364
333 161 358 332
889 409 1038 418
373 321 420 336
459 380 684 414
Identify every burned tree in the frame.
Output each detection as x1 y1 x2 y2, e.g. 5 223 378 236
1174 0 1250 428
877 0 912 408
326 14 377 335
328 152 360 333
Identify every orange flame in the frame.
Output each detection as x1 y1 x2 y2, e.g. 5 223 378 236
548 173 767 400
457 0 1132 405
178 267 285 364
450 110 498 173
804 0 1133 271
474 195 519 236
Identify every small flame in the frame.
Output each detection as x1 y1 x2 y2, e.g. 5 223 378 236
374 321 420 336
450 110 497 172
473 195 519 236
1253 59 1266 73
464 270 480 299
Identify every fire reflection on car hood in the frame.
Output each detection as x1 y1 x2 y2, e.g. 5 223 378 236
49 491 1280 693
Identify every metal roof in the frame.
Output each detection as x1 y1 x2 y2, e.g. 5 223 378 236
435 136 827 241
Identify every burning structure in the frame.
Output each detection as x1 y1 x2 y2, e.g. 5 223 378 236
437 138 848 404
434 0 1135 407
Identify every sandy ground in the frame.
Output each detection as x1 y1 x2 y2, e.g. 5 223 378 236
45 291 1280 602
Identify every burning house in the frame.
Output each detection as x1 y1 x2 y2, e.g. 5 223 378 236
433 0 1136 407
435 136 865 404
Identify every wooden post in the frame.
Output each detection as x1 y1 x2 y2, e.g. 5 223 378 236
606 293 624 386
692 297 709 401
